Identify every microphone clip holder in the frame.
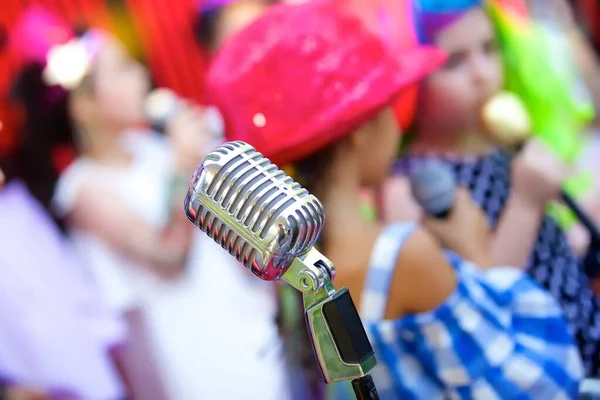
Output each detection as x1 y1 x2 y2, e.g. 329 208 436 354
281 249 377 384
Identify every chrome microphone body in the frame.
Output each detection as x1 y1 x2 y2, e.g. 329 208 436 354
185 141 377 385
184 140 331 285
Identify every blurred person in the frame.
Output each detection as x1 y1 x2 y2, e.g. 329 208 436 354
207 1 584 398
381 0 600 376
192 0 276 145
500 0 600 298
0 166 127 399
10 6 290 400
523 0 600 264
530 0 600 286
192 0 276 153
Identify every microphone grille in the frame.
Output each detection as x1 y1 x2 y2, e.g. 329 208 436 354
410 160 457 217
185 141 325 280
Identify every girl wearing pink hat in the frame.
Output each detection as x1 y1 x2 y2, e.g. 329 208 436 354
9 6 290 399
207 0 583 398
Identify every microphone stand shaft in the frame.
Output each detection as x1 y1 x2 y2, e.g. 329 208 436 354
561 191 600 278
352 375 379 400
561 191 600 243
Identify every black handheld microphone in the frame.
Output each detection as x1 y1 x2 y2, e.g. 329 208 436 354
184 141 379 399
409 160 457 218
409 160 600 278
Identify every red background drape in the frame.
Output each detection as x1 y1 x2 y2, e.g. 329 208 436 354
0 0 540 156
0 0 210 156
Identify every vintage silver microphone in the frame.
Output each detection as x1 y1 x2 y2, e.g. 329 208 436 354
184 141 378 398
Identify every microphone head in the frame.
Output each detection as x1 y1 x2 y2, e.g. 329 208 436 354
410 160 457 218
144 88 179 131
184 141 326 281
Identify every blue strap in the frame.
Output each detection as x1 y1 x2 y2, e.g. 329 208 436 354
360 222 418 321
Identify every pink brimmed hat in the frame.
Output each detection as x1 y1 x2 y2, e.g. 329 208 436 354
207 0 446 166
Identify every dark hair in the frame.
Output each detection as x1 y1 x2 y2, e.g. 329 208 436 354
293 146 335 200
193 7 225 51
193 0 278 51
5 24 98 215
6 63 77 228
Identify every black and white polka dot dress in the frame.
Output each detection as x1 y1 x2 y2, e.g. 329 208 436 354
393 150 600 377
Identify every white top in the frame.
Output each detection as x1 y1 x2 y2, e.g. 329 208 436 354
53 131 290 399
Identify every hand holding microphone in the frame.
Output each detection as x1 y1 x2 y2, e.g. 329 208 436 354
145 89 223 173
410 161 492 267
481 91 576 208
144 89 215 274
510 137 600 269
511 139 572 208
482 92 600 275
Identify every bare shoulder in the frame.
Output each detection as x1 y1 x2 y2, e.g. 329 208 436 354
69 181 136 236
385 227 457 319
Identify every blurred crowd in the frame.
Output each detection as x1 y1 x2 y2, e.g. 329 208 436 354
2 0 600 399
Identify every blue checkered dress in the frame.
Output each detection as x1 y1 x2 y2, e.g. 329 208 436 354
359 222 584 399
393 151 600 376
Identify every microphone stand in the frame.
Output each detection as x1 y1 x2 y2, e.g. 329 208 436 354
561 191 600 278
280 248 380 400
351 375 379 400
561 191 600 246
512 143 600 278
